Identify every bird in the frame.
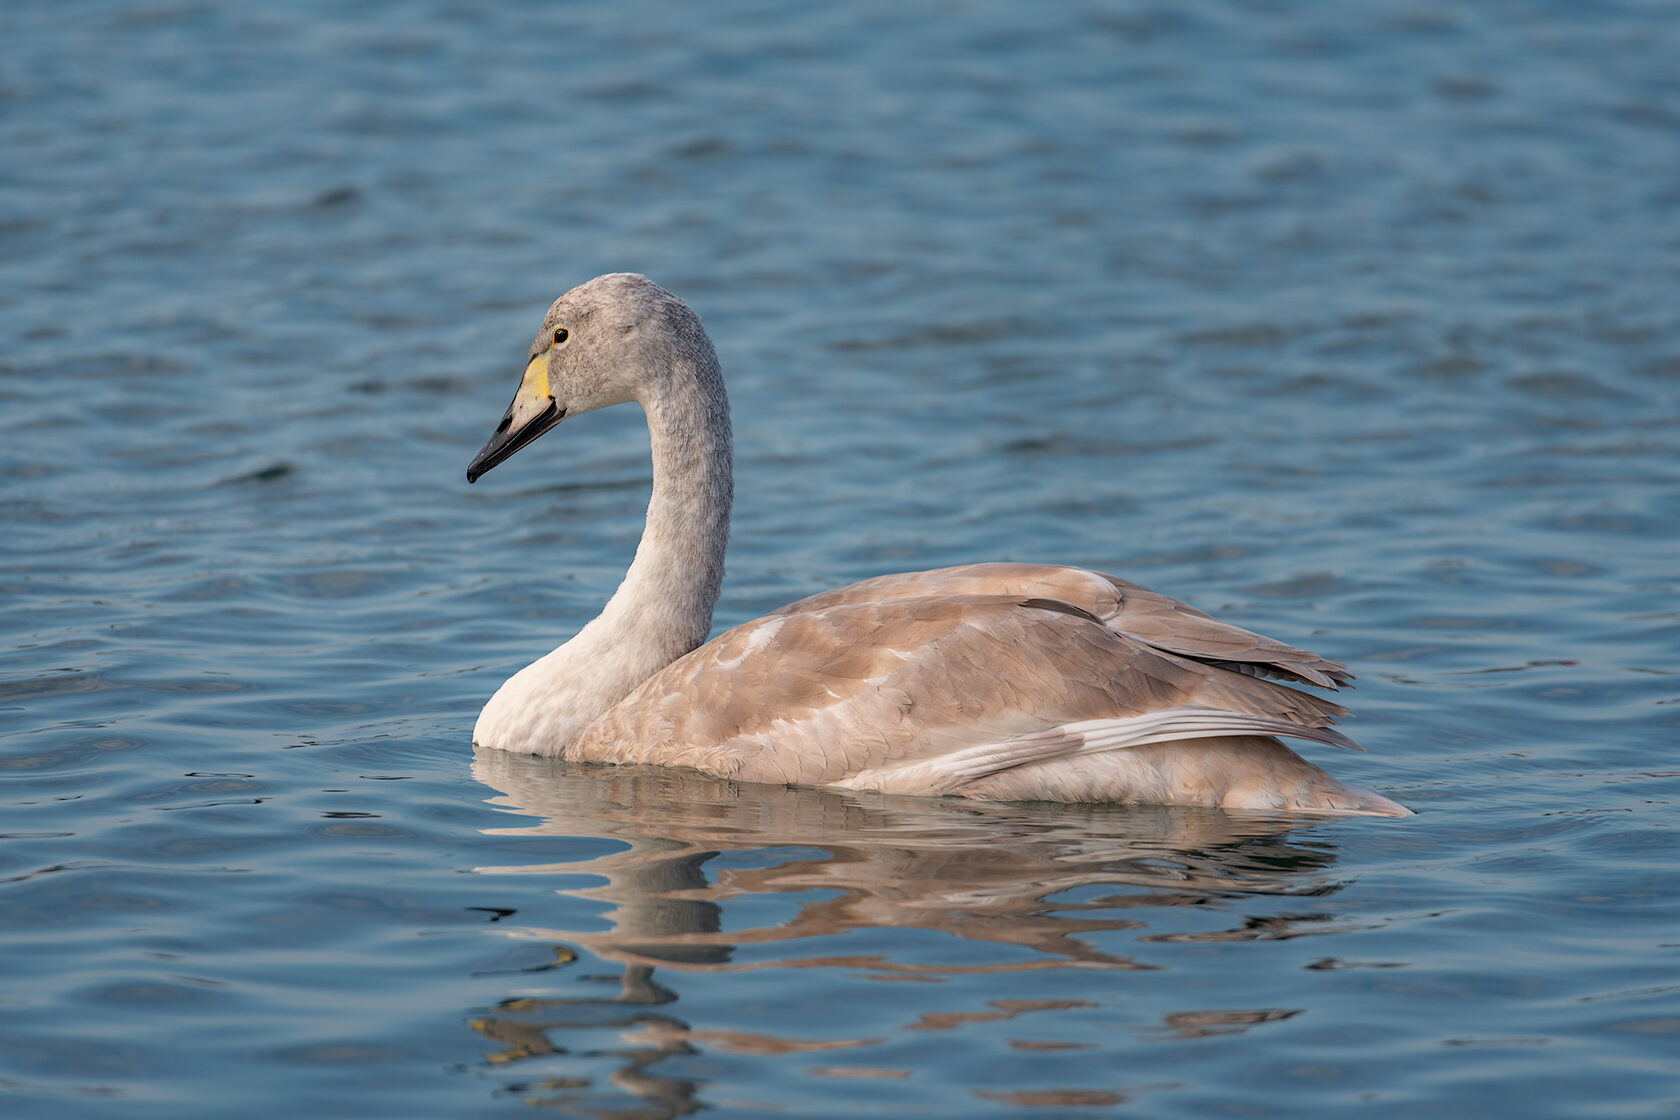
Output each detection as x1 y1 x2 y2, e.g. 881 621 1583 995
465 273 1409 816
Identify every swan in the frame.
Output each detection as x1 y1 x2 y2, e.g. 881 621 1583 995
465 273 1409 817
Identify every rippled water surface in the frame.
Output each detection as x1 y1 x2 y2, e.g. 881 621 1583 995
4 2 1678 1116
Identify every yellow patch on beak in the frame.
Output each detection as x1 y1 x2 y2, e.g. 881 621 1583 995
522 352 552 404
466 350 567 483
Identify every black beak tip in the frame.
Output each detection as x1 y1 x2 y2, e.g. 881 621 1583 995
464 400 564 487
465 446 497 485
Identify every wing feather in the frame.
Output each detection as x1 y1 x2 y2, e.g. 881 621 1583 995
833 706 1359 794
777 563 1353 690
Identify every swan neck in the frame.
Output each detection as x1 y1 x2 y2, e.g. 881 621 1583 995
617 365 734 644
474 316 734 758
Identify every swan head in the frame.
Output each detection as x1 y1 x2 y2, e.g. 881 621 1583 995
467 273 715 482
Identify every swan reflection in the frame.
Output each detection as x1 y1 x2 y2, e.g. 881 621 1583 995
467 747 1350 1115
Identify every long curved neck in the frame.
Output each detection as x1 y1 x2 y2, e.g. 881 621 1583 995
474 348 733 757
599 362 734 664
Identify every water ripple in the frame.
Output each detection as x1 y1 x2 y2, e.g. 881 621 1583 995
3 1 1678 1116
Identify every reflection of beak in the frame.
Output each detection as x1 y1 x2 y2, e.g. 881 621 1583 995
467 354 565 483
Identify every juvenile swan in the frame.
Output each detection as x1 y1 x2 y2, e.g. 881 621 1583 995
466 274 1408 816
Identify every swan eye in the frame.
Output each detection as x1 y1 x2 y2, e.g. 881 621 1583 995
552 327 569 345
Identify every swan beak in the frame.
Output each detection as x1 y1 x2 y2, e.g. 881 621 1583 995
466 353 567 483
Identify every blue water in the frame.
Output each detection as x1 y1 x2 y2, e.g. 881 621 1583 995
4 2 1678 1116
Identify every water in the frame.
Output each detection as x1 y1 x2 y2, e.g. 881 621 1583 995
3 1 1678 1115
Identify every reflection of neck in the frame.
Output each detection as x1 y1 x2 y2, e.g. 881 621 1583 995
474 349 733 756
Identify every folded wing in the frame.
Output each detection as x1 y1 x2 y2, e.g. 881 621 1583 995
573 565 1371 805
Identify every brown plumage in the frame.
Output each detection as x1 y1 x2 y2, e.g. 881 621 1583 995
467 275 1409 817
572 564 1399 813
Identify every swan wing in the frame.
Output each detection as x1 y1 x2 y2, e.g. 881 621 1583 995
775 563 1353 690
572 592 1360 797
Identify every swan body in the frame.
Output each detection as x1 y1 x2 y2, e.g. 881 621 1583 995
466 274 1408 817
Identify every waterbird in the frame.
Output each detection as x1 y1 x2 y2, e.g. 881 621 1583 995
465 274 1409 816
